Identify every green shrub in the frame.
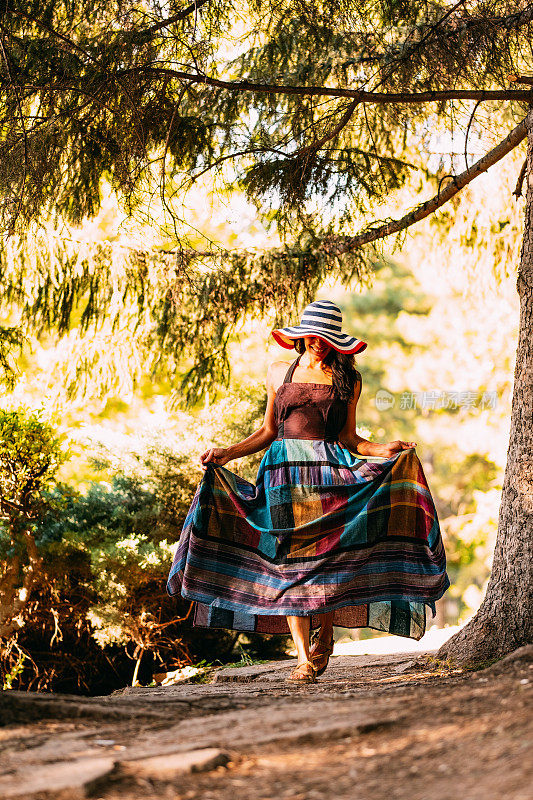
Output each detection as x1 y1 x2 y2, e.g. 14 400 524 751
0 408 66 640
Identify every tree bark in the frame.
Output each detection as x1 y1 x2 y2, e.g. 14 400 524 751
438 109 533 666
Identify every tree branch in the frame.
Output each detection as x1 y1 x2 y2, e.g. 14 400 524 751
122 66 533 104
513 158 528 198
10 1 209 40
3 13 147 152
139 0 210 36
291 100 359 158
188 140 417 185
464 99 482 172
324 114 530 255
509 74 533 86
413 3 533 39
0 496 25 514
0 33 28 232
6 72 532 107
368 0 470 94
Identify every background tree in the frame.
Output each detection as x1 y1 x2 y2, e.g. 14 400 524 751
0 0 531 664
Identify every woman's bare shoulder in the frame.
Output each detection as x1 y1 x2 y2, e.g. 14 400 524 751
266 360 293 391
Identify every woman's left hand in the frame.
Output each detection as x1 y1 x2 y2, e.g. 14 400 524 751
380 440 416 458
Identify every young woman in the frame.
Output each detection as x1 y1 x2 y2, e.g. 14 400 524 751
167 300 449 683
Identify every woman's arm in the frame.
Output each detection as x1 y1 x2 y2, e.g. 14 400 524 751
200 362 283 469
339 376 416 457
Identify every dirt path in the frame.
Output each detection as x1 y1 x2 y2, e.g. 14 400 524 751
0 646 531 800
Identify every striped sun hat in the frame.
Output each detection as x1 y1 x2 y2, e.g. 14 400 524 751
272 300 367 355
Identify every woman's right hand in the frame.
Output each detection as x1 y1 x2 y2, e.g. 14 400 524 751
200 447 231 471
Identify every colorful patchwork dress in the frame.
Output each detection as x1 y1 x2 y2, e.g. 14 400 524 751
167 358 449 640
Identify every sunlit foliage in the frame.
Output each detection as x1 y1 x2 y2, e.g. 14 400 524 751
0 1 531 399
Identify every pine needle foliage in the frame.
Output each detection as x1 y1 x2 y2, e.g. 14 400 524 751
0 1 531 398
1 229 372 402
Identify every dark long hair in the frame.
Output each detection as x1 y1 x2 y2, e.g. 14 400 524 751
294 339 360 402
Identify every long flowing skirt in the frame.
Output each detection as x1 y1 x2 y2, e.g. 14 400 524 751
167 441 449 640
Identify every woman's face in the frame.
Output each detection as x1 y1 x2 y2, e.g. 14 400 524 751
304 336 331 361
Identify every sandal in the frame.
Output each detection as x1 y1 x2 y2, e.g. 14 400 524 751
287 660 317 684
309 632 334 677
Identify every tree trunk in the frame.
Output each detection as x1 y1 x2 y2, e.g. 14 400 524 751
437 110 533 666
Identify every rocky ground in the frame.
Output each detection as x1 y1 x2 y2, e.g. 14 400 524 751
0 645 531 800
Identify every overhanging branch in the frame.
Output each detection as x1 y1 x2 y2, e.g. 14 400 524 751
13 115 528 265
324 114 530 255
38 114 528 261
125 67 533 104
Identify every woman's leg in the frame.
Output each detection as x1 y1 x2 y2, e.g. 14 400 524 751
308 610 335 677
286 615 311 665
315 610 334 642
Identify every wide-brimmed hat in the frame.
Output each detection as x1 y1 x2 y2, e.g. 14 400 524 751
272 300 367 355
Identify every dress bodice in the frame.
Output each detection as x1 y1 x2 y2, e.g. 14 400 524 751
274 357 350 441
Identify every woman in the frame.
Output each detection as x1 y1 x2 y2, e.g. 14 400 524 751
167 300 449 683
